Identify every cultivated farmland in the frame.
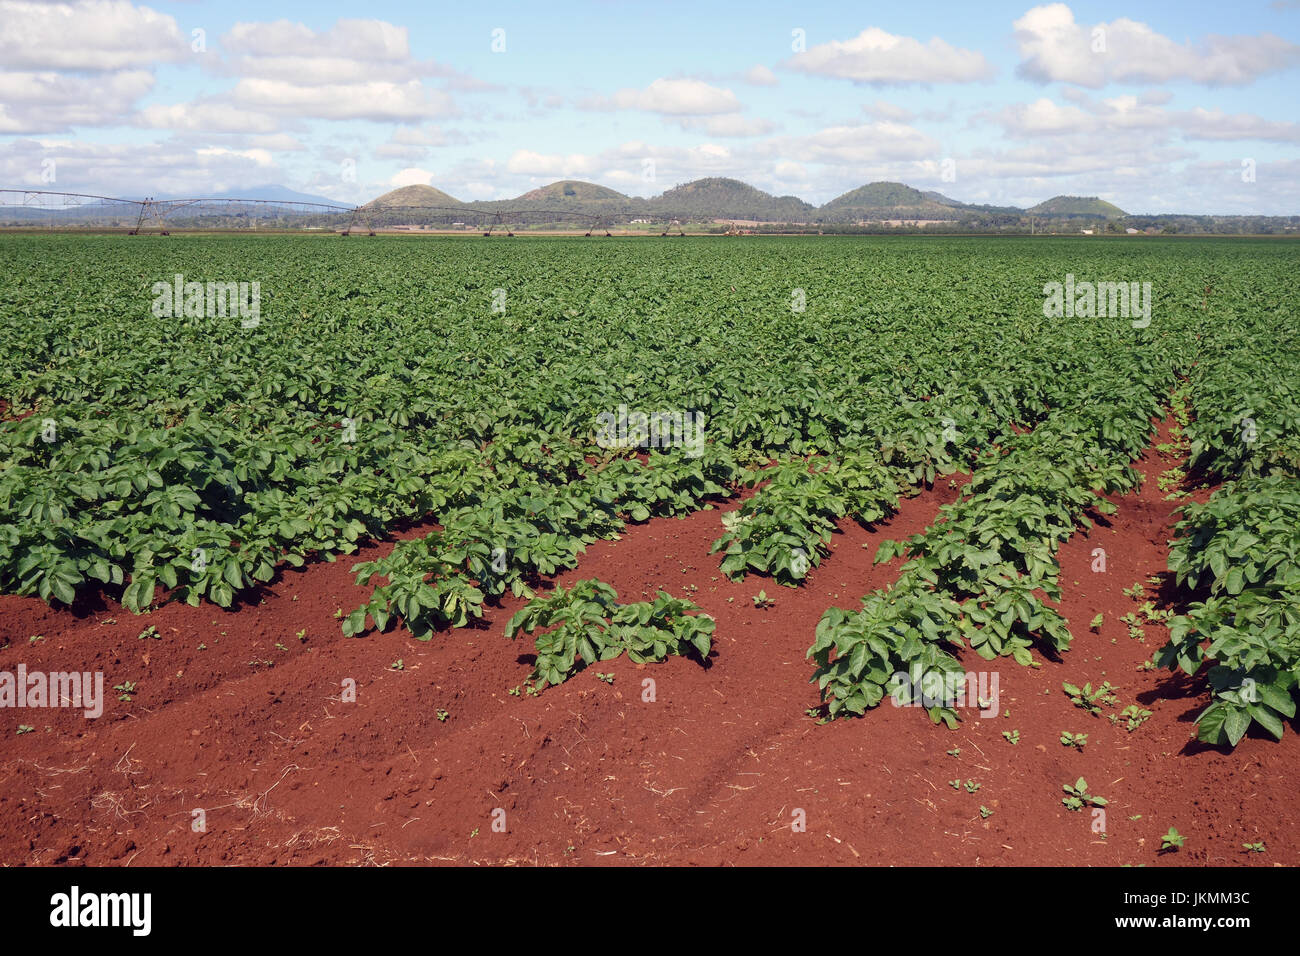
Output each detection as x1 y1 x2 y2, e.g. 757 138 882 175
1 234 1297 865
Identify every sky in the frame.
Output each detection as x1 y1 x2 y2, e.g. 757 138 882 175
2 0 1298 214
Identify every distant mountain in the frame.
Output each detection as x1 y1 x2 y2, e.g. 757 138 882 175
818 181 959 221
920 189 965 207
1027 195 1127 218
155 184 344 206
461 180 641 219
9 175 1289 232
366 184 463 208
0 182 348 223
515 180 629 204
650 177 814 221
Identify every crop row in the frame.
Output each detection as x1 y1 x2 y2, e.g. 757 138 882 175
808 352 1170 723
0 237 1292 687
343 448 740 636
1157 322 1300 746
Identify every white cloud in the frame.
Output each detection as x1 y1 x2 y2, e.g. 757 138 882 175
761 121 939 166
231 78 456 121
987 94 1300 143
195 145 274 167
460 181 498 200
0 0 187 71
210 19 464 122
580 78 741 115
374 125 469 159
0 0 188 132
225 18 409 61
781 27 995 85
0 69 153 132
374 144 425 161
1180 107 1300 142
988 97 1099 135
221 19 417 85
862 100 915 122
389 167 433 187
135 101 281 133
504 150 599 177
1014 3 1300 87
247 133 304 151
0 136 287 195
743 65 778 86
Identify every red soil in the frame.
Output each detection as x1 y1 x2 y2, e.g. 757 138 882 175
1 418 1294 866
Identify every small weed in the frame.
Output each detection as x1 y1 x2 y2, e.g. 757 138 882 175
1109 704 1152 732
1063 680 1118 716
1062 777 1106 811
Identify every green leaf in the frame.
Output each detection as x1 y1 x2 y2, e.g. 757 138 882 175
1224 705 1251 746
1247 703 1285 741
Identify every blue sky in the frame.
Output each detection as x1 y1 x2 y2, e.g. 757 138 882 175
2 0 1299 213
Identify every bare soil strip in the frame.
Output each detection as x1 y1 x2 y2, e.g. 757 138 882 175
2 423 1294 865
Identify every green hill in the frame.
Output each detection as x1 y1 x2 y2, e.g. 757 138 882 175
920 189 966 208
1027 195 1127 218
514 180 630 204
650 178 814 221
478 180 641 219
353 179 1146 229
818 181 958 221
366 184 462 208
